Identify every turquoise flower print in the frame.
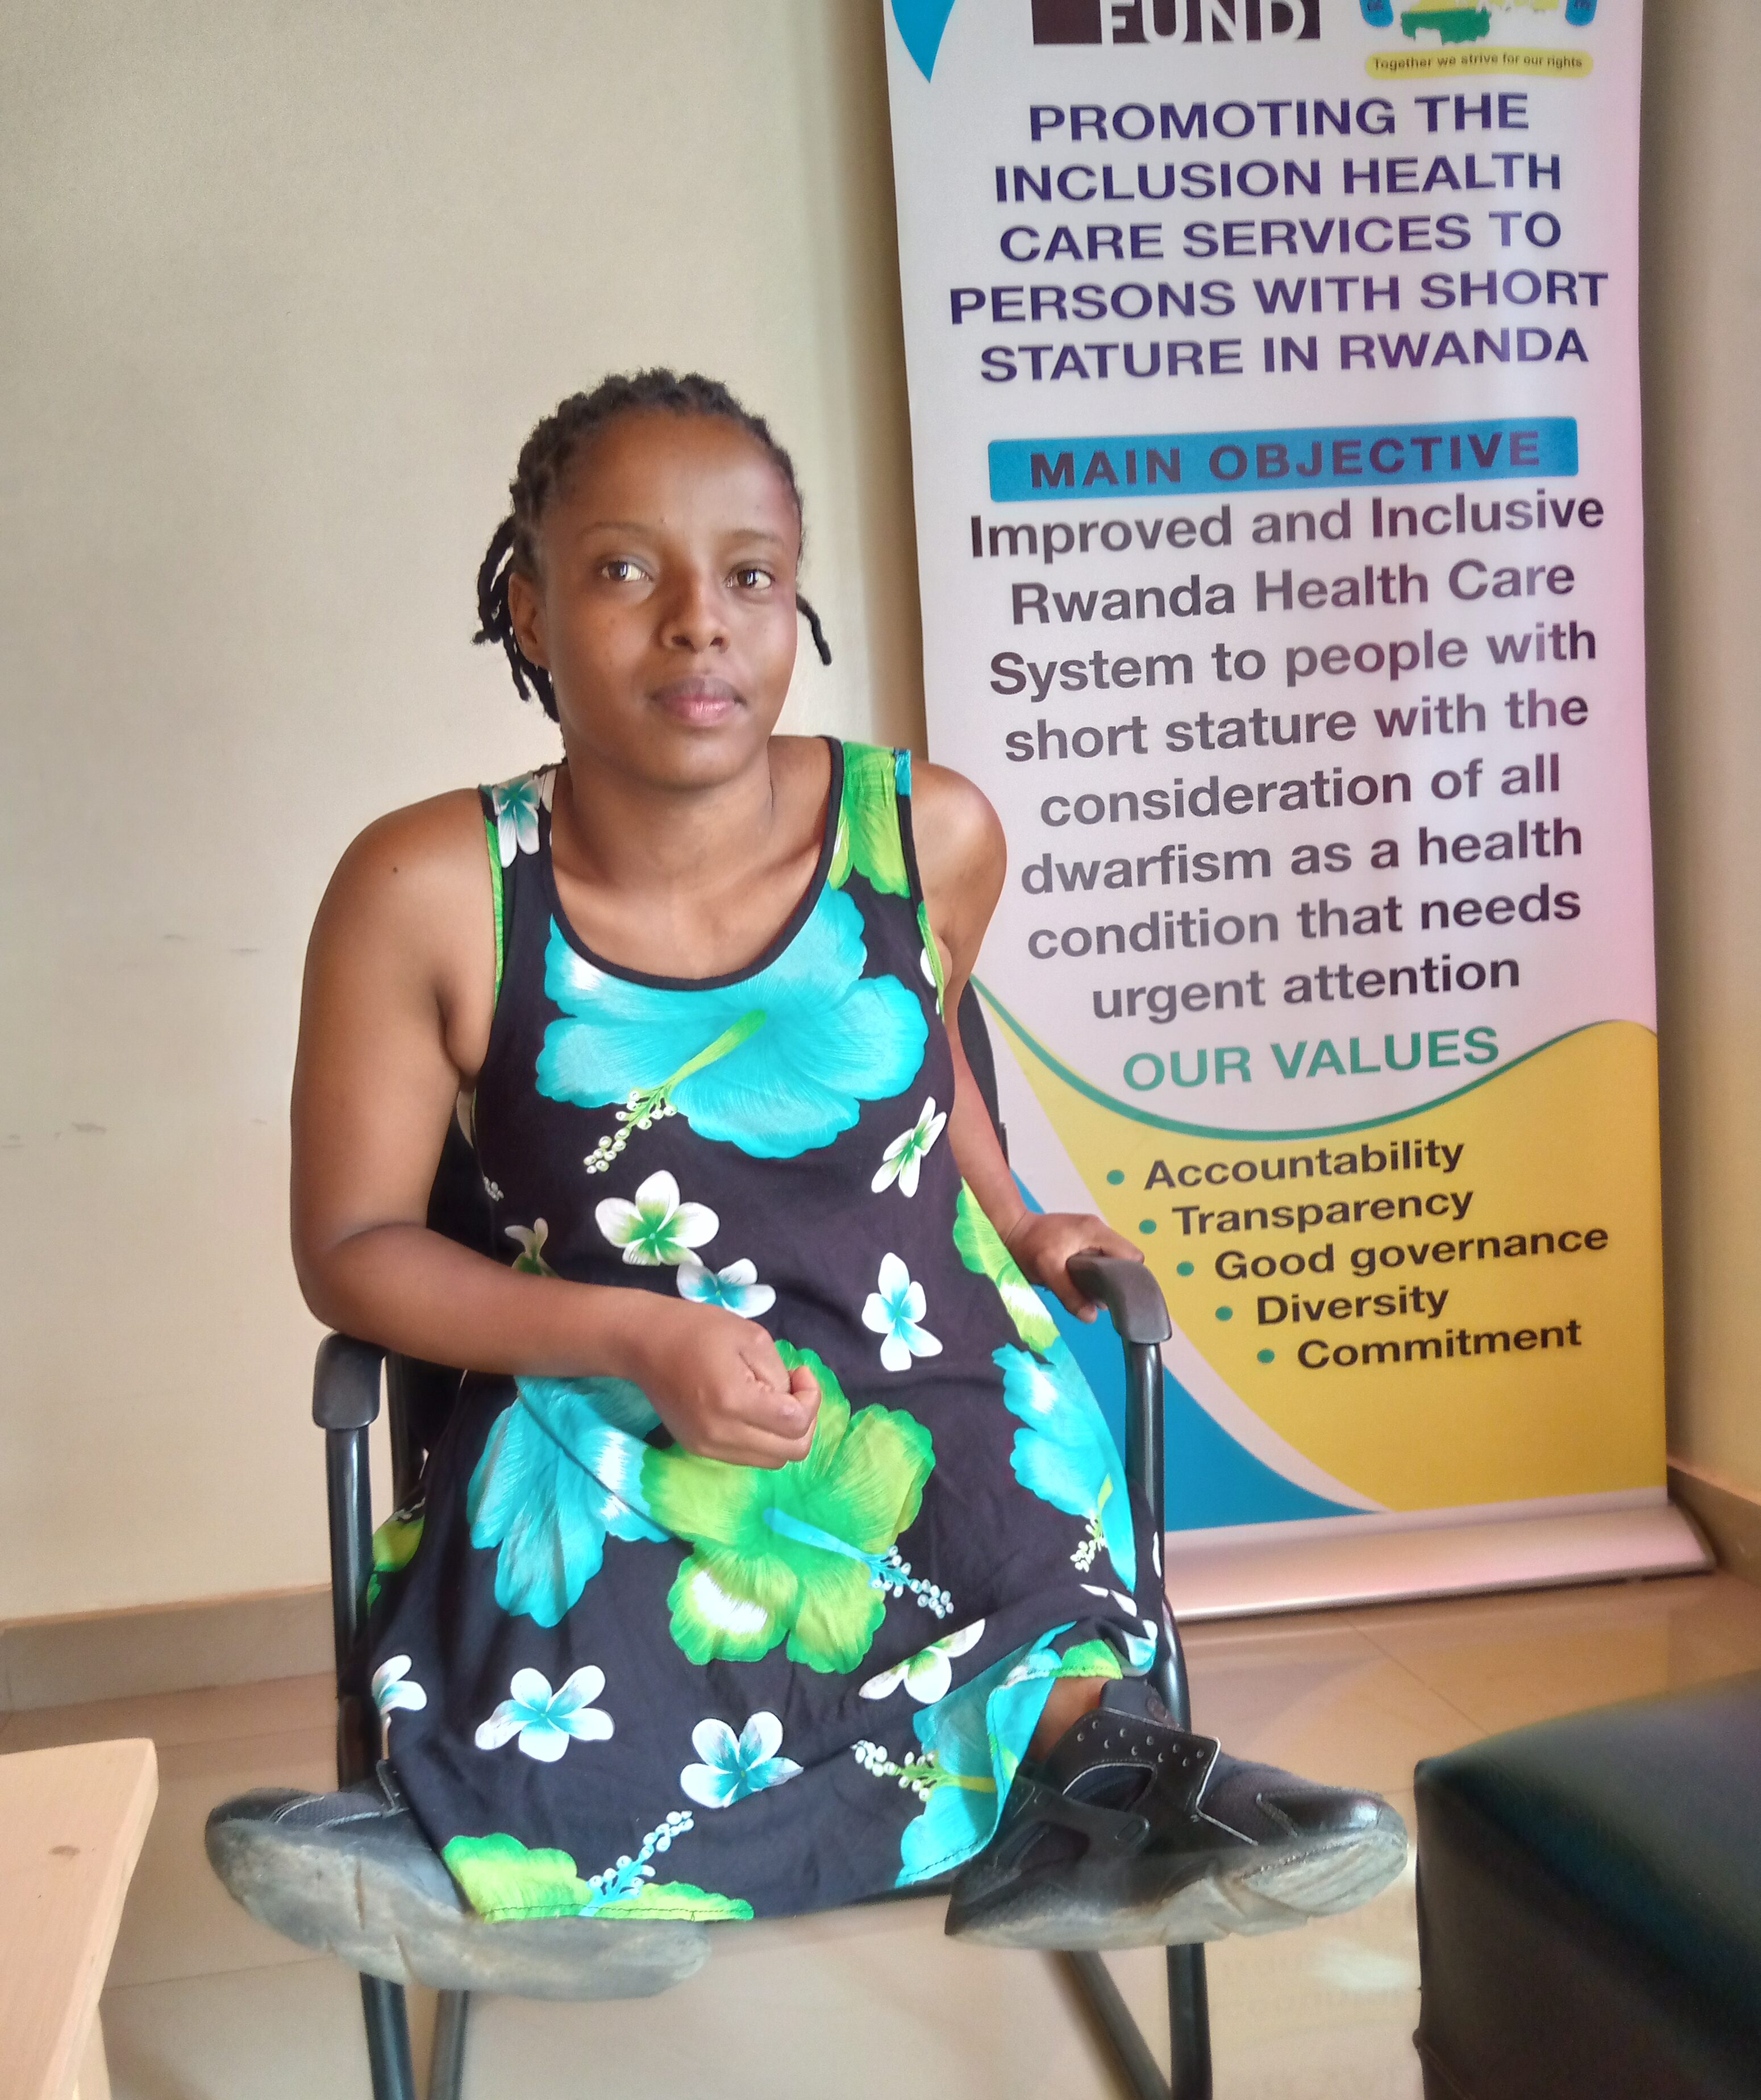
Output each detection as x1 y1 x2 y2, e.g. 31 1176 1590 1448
505 1219 554 1275
996 1340 1138 1591
677 1257 776 1317
862 1253 942 1373
594 1170 718 1266
488 770 553 867
859 1619 985 1704
370 1655 427 1718
871 1097 947 1198
467 1375 666 1627
540 884 927 1167
853 1637 1068 1886
679 1712 802 1810
473 1665 613 1763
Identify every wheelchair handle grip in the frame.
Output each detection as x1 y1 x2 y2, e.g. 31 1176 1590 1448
1067 1253 1173 1346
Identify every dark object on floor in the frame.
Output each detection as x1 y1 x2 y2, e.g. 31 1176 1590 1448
1414 1667 1761 2100
949 1677 1406 1950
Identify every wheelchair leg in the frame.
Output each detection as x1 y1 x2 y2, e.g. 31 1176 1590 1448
1155 1610 1214 2099
360 1975 417 2100
1166 1944 1213 2100
1061 1950 1169 2100
428 1991 471 2100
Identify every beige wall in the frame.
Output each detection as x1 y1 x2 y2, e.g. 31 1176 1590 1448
1642 1 1761 1502
3 1 1757 1623
0 1 923 1619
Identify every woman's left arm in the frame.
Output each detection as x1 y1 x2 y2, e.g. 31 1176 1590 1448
913 761 1143 1319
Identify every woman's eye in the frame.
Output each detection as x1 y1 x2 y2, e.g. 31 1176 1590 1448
600 558 645 584
731 565 774 591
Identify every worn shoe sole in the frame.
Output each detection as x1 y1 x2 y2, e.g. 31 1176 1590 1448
206 1790 709 2000
946 1813 1410 1952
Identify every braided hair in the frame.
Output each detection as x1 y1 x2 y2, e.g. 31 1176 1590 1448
473 369 831 721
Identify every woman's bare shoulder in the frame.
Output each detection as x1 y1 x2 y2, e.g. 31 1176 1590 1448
911 759 1006 889
313 787 495 968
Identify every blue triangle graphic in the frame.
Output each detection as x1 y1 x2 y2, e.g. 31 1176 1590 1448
1043 1287 1358 1531
1012 1176 1356 1529
890 0 960 81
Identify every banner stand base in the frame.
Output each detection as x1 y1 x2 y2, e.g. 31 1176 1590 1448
1164 1500 1712 1621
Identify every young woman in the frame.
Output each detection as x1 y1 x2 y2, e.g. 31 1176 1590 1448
286 371 1404 1947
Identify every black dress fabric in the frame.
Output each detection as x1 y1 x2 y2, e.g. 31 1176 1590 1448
367 740 1161 1925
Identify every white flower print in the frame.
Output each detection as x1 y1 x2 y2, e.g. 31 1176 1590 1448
679 1712 802 1810
676 1256 776 1318
859 1620 986 1705
505 1219 555 1276
371 1655 427 1717
861 1252 943 1373
871 1097 948 1199
488 773 548 867
474 1666 613 1764
594 1170 718 1267
482 1178 503 1204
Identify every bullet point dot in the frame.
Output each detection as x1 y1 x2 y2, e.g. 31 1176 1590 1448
1177 1262 1194 1277
1215 1305 1234 1323
1106 1169 1125 1186
1138 1219 1157 1235
1258 1349 1275 1364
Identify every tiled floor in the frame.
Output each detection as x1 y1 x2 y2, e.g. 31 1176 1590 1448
8 1570 1761 2099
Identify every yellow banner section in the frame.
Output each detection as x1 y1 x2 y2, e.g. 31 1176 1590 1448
1368 49 1592 80
1000 1018 1663 1513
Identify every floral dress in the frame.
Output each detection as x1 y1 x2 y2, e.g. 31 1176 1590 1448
368 741 1164 1925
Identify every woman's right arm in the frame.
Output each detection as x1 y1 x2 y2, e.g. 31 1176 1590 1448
289 795 817 1464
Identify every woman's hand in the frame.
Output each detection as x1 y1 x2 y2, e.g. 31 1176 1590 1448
1004 1212 1144 1322
614 1296 821 1468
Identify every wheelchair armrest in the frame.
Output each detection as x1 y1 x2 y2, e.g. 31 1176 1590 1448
1067 1253 1172 1346
314 1333 387 1430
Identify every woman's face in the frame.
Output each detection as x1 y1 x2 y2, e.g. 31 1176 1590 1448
509 411 803 790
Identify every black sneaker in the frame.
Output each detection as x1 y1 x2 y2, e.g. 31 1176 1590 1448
944 1678 1409 1950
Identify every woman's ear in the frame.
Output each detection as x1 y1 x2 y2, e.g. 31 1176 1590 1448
506 569 549 669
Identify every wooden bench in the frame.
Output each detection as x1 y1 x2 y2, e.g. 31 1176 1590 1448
0 1739 159 2100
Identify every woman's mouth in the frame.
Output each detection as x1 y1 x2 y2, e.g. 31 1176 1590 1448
652 677 742 726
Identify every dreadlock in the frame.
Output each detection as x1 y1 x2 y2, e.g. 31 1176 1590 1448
473 369 831 721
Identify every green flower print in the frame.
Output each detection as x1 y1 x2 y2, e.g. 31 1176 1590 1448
366 1504 424 1608
829 743 909 896
443 1825 754 1924
443 1833 594 1919
954 1184 1059 1350
591 1879 753 1923
642 1344 941 1673
916 899 947 1015
996 1340 1138 1591
539 884 926 1167
505 1219 555 1275
594 1170 718 1266
871 1096 947 1198
467 1376 666 1627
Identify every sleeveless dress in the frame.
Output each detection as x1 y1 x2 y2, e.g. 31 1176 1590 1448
367 740 1164 1925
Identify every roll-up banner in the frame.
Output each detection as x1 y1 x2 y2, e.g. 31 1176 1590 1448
882 0 1707 1613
